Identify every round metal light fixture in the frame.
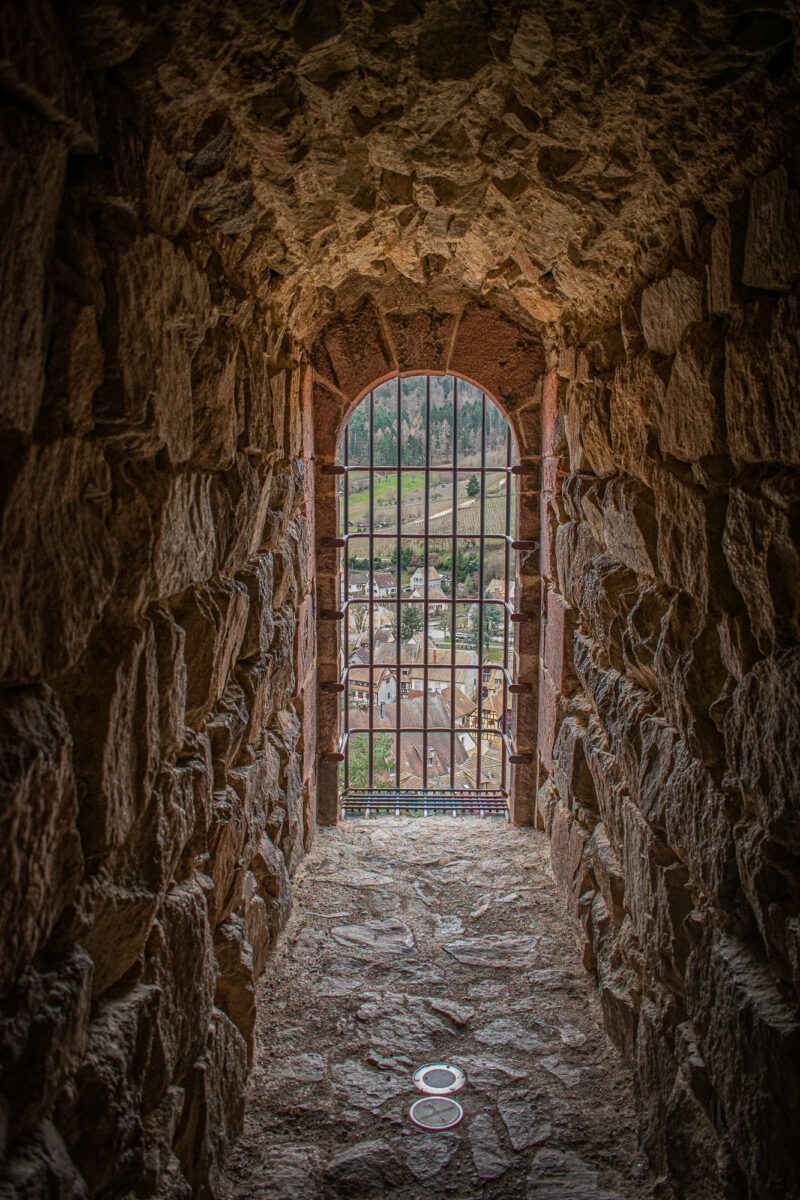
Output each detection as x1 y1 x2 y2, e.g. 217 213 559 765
412 1062 466 1095
409 1096 464 1130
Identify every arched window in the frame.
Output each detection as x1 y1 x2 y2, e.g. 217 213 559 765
336 373 520 816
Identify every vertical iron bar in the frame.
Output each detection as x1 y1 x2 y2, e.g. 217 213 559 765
368 388 374 789
343 425 350 791
450 376 458 789
501 417 512 795
423 374 430 789
395 375 402 788
476 390 486 791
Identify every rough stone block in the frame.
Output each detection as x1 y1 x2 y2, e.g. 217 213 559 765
0 1120 88 1200
543 588 578 696
175 579 249 725
213 918 256 1063
536 668 558 775
660 322 724 462
63 983 162 1195
1 949 93 1138
100 235 211 463
588 823 625 926
580 478 658 579
0 0 97 150
742 164 800 292
151 606 188 758
152 473 226 600
598 965 639 1062
687 932 800 1199
237 554 275 663
540 368 567 456
66 624 160 863
653 467 728 609
575 635 659 806
554 519 601 609
723 477 800 656
0 111 66 436
724 648 800 844
0 686 82 994
653 593 729 767
552 717 596 808
725 294 800 466
173 1009 248 1198
621 800 692 992
549 800 594 917
0 438 116 684
709 201 747 315
575 553 640 673
640 269 705 357
142 875 217 1086
611 355 665 483
189 330 238 471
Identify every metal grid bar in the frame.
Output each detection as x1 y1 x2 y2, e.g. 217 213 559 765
476 389 486 792
502 420 511 792
341 788 509 819
343 420 350 790
340 725 516 739
339 374 518 805
338 531 521 543
368 388 374 788
395 374 402 788
450 376 458 789
423 374 430 789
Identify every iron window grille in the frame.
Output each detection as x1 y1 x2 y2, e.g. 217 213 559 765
335 373 521 811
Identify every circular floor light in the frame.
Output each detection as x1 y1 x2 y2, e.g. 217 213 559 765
409 1096 464 1130
412 1062 466 1095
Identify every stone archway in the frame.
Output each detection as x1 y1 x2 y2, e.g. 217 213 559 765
300 297 545 826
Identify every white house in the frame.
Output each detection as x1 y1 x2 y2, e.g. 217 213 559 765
409 565 442 591
371 571 396 598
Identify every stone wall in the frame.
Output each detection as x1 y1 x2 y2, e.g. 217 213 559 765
536 152 800 1199
0 26 312 1198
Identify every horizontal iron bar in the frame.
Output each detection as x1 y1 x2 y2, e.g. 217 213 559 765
340 724 509 738
340 532 519 543
341 800 508 815
338 465 515 474
340 662 514 678
341 798 507 804
343 598 514 611
343 787 506 796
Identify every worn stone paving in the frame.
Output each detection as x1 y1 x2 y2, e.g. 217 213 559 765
220 818 654 1199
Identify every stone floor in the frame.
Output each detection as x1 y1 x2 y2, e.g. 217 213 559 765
220 818 654 1199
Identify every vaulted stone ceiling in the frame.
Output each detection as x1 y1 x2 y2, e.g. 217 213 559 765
68 0 797 341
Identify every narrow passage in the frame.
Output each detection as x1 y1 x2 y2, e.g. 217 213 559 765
221 819 652 1199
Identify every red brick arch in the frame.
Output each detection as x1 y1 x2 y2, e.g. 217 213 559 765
301 297 546 825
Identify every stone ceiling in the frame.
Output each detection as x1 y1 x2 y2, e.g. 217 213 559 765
67 0 798 342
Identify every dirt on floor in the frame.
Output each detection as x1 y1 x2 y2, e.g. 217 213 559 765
219 817 655 1199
